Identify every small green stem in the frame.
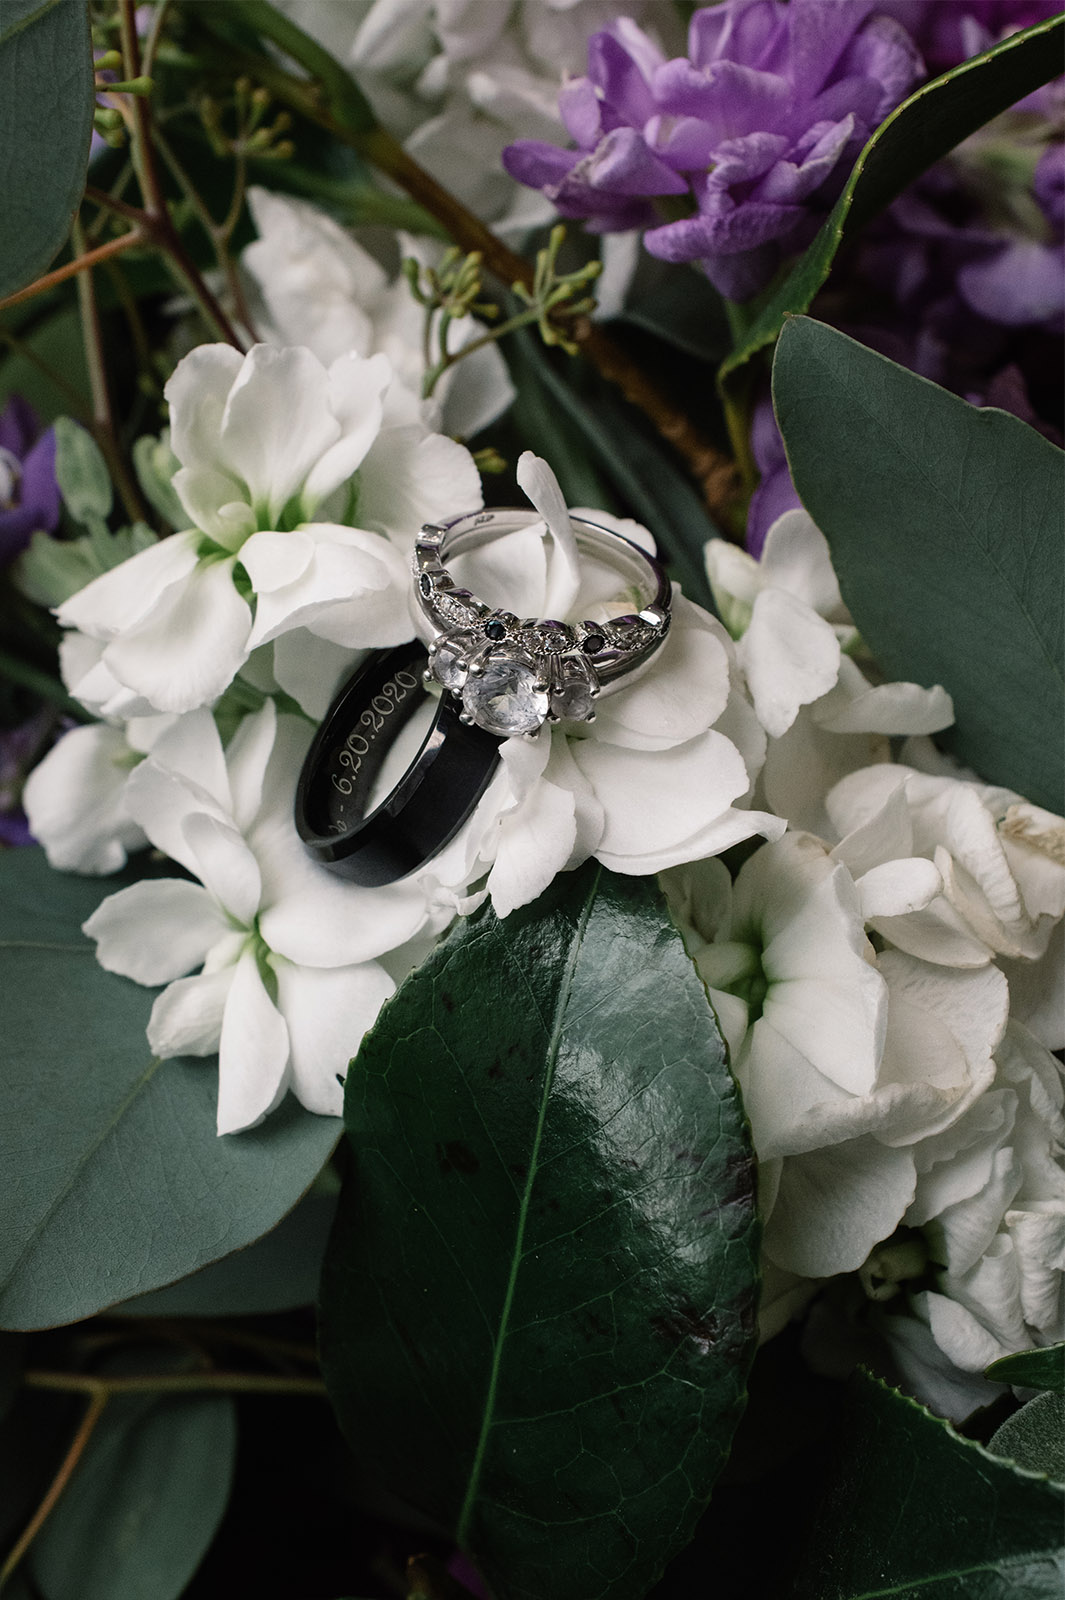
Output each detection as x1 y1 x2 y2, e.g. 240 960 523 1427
71 218 146 524
0 1388 109 1593
24 1369 327 1398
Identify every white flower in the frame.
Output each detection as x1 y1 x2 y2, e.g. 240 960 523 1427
828 763 1065 975
436 454 782 917
82 702 449 1133
23 714 173 875
274 0 683 231
878 1020 1065 1421
56 344 480 716
243 187 514 439
663 832 1008 1298
707 511 955 836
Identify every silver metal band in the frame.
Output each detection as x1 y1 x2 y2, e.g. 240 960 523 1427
412 508 671 737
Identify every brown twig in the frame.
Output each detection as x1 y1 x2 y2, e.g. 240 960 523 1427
190 9 741 521
71 219 148 523
0 230 142 314
0 1387 109 1594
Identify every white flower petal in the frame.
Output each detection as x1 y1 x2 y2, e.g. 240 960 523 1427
148 965 236 1058
302 351 392 510
183 812 262 927
1000 921 1065 1050
165 343 243 468
592 615 730 751
921 1288 1012 1374
258 877 431 967
830 774 913 869
759 509 844 617
357 426 482 542
857 857 942 919
448 523 547 617
245 526 404 649
274 959 394 1116
216 946 291 1134
23 724 147 874
487 776 577 919
517 451 580 618
738 587 841 739
573 728 752 861
147 707 231 811
102 556 252 714
272 632 359 719
878 949 1009 1074
763 1137 917 1278
84 879 226 984
56 529 201 639
171 468 252 548
219 345 340 526
238 530 315 593
1008 1203 1065 1330
225 700 281 834
814 674 954 735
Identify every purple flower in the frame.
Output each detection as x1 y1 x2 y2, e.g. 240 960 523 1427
0 396 61 567
878 1 1063 74
503 0 924 300
0 708 55 849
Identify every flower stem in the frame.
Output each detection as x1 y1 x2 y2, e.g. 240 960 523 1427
0 1387 109 1594
190 6 743 524
0 231 142 314
71 218 147 525
24 1369 327 1398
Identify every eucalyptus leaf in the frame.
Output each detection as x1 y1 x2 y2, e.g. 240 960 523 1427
772 317 1065 811
719 13 1065 398
790 1370 1065 1600
28 1388 236 1600
0 848 339 1330
0 0 95 300
989 1392 1065 1483
14 521 156 607
132 430 187 531
986 1345 1065 1394
320 863 760 1600
53 416 112 524
113 1186 337 1318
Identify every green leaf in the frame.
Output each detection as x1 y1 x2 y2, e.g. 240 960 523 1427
0 847 339 1330
14 522 156 608
320 863 760 1600
112 1186 337 1318
0 307 91 421
28 1386 236 1600
989 1393 1065 1483
52 416 112 523
0 0 95 300
986 1345 1065 1395
790 1371 1065 1600
772 317 1065 811
132 430 187 531
719 14 1065 399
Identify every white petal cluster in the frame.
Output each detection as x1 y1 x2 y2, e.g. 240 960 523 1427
82 702 455 1134
273 0 683 233
690 509 1065 1419
242 188 515 439
429 454 783 918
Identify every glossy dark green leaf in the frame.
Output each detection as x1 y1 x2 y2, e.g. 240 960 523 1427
719 14 1065 398
0 847 338 1329
112 1186 338 1318
989 1393 1065 1483
28 1388 236 1600
0 0 95 300
986 1344 1065 1395
790 1371 1065 1600
773 317 1065 811
320 863 760 1600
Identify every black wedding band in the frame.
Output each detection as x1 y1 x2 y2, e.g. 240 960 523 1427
295 640 502 886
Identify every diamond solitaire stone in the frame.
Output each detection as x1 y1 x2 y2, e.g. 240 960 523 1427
462 656 548 736
431 638 469 692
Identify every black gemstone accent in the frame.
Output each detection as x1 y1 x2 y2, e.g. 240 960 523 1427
484 618 507 641
582 632 606 656
419 572 434 598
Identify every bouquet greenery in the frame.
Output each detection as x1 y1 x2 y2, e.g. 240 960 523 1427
0 2 1062 1597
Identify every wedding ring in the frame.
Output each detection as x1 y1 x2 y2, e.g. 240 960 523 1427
295 639 501 885
413 508 671 738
